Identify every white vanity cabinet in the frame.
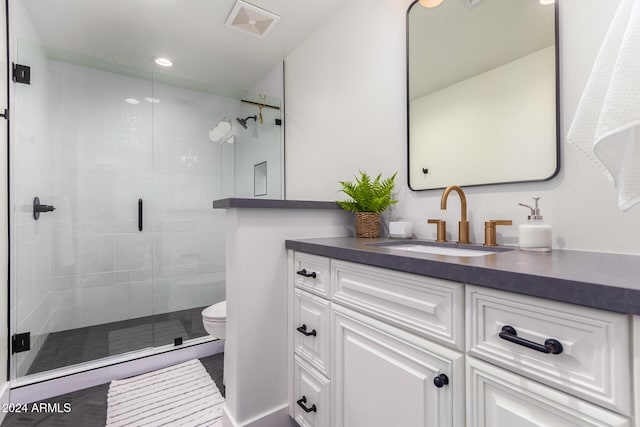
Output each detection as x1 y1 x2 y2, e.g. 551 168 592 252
288 251 465 427
288 250 635 427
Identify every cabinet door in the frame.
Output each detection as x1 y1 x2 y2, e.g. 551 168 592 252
332 304 464 427
466 357 630 427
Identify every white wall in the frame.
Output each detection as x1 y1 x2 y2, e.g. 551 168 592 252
250 62 284 102
285 0 640 255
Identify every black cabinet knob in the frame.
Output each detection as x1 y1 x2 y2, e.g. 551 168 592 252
433 373 449 388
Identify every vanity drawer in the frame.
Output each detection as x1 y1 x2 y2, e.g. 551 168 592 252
466 357 630 427
331 260 464 350
294 252 331 298
294 288 331 376
294 355 330 427
467 285 631 415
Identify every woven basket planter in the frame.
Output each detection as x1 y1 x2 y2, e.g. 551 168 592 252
355 212 380 238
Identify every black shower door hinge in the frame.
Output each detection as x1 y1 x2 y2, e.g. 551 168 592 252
12 63 31 85
0 109 7 120
12 332 30 354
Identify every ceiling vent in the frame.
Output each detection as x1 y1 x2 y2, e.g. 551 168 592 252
225 1 280 40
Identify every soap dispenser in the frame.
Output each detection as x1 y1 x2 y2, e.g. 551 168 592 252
517 197 552 252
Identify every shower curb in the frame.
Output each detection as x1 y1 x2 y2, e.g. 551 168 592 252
9 339 223 405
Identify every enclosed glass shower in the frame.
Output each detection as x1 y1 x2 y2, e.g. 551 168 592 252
9 39 282 379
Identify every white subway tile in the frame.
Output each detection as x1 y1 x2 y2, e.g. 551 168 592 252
130 281 153 318
114 234 132 271
97 234 115 272
131 269 152 283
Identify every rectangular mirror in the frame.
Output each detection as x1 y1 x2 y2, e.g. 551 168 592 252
407 0 559 190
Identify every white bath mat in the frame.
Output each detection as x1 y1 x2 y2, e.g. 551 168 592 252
106 359 224 427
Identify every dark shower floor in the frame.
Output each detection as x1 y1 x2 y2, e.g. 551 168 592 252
26 306 210 376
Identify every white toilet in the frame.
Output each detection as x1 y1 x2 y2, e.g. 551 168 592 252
202 300 226 339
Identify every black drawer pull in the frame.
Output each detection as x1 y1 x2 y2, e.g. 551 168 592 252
296 396 317 413
499 325 563 355
297 324 317 337
433 373 449 388
296 269 317 278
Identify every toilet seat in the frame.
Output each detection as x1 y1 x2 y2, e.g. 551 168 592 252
202 301 226 321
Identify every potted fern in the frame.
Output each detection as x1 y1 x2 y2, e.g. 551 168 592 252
337 171 398 238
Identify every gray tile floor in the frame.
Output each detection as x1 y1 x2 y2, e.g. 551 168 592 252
1 353 225 427
27 307 209 375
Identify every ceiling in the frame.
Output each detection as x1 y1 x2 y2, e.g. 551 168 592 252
408 0 555 100
22 0 348 92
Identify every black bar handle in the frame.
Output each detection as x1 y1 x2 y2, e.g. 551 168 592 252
433 373 449 388
296 324 317 337
296 396 317 413
296 269 317 279
138 199 143 232
499 325 563 355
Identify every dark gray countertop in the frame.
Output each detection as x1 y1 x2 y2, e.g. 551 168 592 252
212 198 341 209
285 237 640 315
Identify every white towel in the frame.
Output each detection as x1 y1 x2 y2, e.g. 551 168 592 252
567 0 640 211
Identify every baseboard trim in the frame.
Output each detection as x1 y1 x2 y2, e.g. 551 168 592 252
10 340 223 404
223 404 294 427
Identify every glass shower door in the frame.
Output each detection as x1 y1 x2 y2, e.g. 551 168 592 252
10 39 156 378
149 73 227 348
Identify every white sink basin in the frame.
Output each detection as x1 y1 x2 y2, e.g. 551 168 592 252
374 243 497 257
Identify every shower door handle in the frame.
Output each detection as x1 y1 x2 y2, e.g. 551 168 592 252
33 197 55 220
138 199 143 232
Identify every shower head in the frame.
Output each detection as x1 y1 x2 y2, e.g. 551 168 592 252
236 115 257 129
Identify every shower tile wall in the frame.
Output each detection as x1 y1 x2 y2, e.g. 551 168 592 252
150 81 232 314
33 60 233 334
233 103 282 198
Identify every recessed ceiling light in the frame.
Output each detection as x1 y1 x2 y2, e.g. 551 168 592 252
145 97 161 104
154 57 173 67
125 98 140 104
539 0 555 4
